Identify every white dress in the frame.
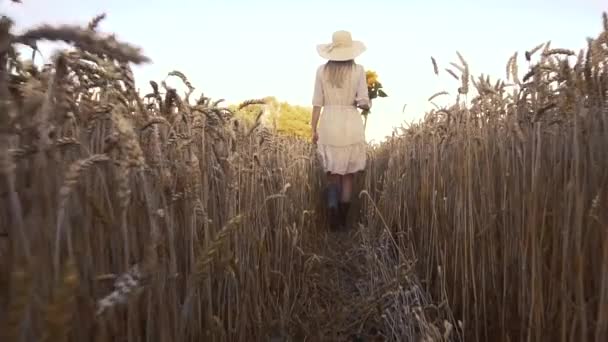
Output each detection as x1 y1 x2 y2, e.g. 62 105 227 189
312 63 369 175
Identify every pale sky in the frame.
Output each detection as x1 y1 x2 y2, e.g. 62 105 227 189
1 0 606 142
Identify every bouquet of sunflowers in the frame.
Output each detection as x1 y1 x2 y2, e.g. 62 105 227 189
361 70 388 127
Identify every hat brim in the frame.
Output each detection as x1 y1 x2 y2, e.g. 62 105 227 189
316 40 366 61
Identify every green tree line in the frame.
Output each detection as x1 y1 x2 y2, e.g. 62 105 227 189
230 97 312 139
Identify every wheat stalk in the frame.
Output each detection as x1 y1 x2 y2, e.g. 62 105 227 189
42 257 79 342
15 24 150 64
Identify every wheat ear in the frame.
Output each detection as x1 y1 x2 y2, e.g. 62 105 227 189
55 154 109 271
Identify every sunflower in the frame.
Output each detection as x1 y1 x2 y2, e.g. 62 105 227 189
366 70 378 87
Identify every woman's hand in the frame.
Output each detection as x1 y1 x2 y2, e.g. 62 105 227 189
312 130 319 144
354 100 370 111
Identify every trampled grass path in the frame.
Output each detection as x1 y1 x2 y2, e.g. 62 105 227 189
276 221 455 342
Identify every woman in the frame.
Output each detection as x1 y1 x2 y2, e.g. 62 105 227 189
310 30 370 231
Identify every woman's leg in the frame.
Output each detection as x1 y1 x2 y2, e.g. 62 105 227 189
339 173 354 228
340 173 354 203
326 173 342 229
327 173 341 206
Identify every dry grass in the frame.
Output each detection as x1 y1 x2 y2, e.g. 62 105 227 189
0 8 607 342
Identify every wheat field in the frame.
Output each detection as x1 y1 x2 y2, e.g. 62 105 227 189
0 8 607 342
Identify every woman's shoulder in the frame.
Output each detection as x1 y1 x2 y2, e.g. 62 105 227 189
315 64 325 76
352 63 365 77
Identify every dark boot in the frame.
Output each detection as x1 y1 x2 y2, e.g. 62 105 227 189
327 184 341 230
338 202 350 230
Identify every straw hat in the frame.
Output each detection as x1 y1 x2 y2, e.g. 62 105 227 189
316 30 366 61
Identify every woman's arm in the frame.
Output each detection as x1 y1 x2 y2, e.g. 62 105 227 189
311 66 324 135
311 106 321 132
355 65 371 110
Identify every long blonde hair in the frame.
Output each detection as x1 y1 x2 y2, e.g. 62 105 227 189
323 60 355 88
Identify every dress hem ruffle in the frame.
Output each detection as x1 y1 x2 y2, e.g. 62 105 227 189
316 142 367 175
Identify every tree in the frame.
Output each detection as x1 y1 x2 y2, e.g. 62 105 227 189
230 97 312 140
275 100 312 139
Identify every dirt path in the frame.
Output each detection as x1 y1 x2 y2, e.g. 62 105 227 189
299 228 375 341
318 230 373 341
294 225 403 342
291 221 455 342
